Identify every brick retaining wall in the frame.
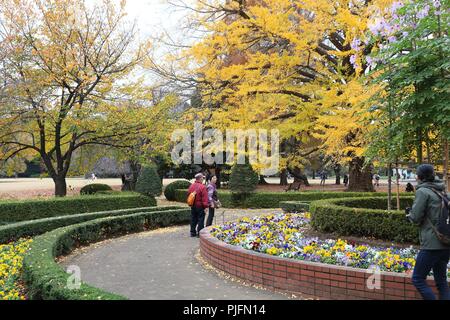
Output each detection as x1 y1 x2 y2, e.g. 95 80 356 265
200 227 446 300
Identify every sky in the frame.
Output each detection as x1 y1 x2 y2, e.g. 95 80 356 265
99 0 197 85
119 0 192 42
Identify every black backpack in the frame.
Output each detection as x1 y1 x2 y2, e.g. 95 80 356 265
428 188 450 246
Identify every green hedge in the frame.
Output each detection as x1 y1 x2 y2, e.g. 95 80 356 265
280 201 310 213
23 208 191 300
173 189 408 208
310 196 417 243
80 184 113 195
0 193 156 224
0 206 182 244
164 180 191 201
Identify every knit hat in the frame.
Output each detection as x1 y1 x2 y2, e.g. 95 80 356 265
416 164 435 182
195 173 204 180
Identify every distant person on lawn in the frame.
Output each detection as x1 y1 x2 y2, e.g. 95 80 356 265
320 171 327 186
206 176 220 227
405 182 415 193
406 164 450 300
343 174 349 187
374 173 381 187
187 173 209 237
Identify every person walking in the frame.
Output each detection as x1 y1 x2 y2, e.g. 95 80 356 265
405 182 415 193
374 173 381 187
206 176 220 227
320 171 327 186
187 173 209 238
406 164 450 300
343 174 349 187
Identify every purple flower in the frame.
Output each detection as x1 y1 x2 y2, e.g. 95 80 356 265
417 5 430 19
366 56 376 68
433 0 441 8
382 23 392 35
351 38 361 51
369 19 385 36
350 55 356 65
388 36 397 43
391 1 404 14
402 31 409 37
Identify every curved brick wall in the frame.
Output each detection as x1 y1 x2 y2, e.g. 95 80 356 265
200 227 447 300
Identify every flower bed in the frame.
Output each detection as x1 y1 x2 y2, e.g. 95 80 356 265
202 213 449 299
210 213 449 276
0 239 32 300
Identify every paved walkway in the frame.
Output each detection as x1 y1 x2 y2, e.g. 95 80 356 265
60 209 305 300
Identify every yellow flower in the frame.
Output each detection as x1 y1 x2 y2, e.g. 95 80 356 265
266 247 280 255
303 245 315 254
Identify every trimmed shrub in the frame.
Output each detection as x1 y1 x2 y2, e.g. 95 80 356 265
310 196 417 243
172 189 409 209
229 163 259 195
280 201 310 213
80 184 113 195
135 166 163 197
0 193 156 224
0 206 182 244
164 180 191 201
95 190 122 195
23 208 190 300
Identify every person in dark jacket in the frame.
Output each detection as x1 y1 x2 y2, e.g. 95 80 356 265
206 176 219 227
187 173 209 237
320 171 327 186
343 174 349 187
407 164 450 300
405 182 415 193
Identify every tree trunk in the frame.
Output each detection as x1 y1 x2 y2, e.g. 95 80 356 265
312 170 316 180
444 139 449 192
216 167 222 189
280 169 288 186
129 160 141 191
395 162 401 210
259 175 269 185
289 167 310 186
334 164 341 185
54 175 67 197
347 157 374 192
387 163 392 211
417 129 423 164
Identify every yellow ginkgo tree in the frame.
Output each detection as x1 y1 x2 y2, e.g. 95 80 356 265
153 0 395 191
